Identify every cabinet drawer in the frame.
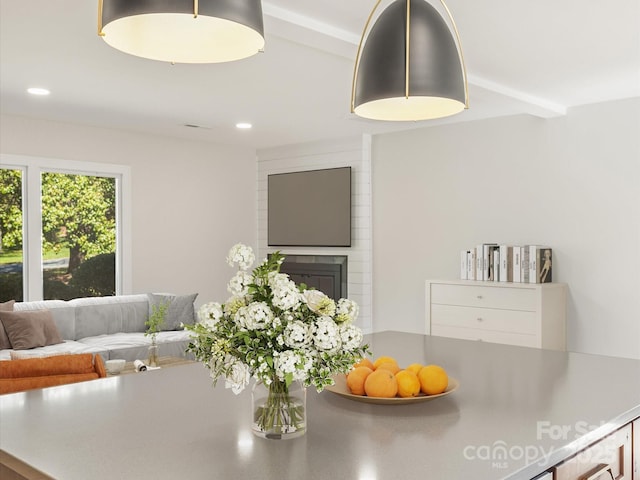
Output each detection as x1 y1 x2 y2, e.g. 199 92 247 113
431 324 538 348
431 304 537 335
553 423 632 480
431 283 537 311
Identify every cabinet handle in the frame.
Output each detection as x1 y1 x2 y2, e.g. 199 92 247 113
581 463 614 480
476 295 483 299
476 317 483 322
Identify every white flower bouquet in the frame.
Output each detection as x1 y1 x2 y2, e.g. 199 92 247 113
185 244 369 437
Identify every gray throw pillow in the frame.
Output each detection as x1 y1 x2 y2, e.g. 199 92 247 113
0 309 64 350
147 293 198 331
0 300 15 350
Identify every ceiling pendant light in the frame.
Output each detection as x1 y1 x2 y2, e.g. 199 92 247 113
351 0 469 121
97 0 265 64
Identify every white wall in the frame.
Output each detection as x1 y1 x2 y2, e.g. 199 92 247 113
372 98 640 360
257 136 373 333
4 98 638 359
0 114 257 306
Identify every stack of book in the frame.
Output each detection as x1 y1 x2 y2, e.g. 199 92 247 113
460 244 553 283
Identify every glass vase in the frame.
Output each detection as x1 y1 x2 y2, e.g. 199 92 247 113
148 337 158 367
251 379 306 440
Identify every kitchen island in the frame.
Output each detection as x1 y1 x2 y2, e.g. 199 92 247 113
1 331 639 479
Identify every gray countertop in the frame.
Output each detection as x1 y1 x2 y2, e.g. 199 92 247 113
1 331 639 480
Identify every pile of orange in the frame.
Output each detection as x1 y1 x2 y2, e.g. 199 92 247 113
346 356 449 398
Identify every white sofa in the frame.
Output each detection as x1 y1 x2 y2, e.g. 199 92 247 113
0 294 197 362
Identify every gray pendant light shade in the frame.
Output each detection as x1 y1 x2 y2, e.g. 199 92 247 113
98 0 264 63
352 0 468 121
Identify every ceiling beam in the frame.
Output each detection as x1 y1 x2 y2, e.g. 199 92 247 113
469 75 568 118
263 3 359 59
263 2 568 119
263 3 360 45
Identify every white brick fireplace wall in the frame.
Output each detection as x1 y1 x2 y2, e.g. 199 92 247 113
257 135 373 333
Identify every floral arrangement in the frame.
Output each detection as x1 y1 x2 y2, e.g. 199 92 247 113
185 244 369 396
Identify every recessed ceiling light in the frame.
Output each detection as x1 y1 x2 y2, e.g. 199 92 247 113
27 87 50 96
236 122 252 130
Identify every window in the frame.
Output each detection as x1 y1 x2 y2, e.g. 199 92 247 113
0 155 131 302
41 172 117 299
0 168 23 301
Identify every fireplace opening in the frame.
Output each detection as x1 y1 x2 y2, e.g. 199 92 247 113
277 255 348 301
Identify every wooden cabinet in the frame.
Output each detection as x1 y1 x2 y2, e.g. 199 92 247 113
553 423 633 480
425 280 567 350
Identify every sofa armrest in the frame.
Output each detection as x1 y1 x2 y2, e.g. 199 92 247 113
94 354 106 378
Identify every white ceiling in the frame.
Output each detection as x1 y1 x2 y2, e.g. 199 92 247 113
1 1 639 150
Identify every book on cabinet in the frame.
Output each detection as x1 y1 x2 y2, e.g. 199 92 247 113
470 243 498 281
512 246 522 283
475 245 483 280
529 246 552 283
499 245 513 282
467 250 476 280
489 246 500 282
483 243 497 281
460 244 554 284
521 247 530 283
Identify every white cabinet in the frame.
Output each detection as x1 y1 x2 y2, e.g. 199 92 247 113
425 280 567 350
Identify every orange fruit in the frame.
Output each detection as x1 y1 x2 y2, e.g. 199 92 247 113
364 369 398 398
353 357 375 370
406 363 423 376
346 366 373 395
395 370 421 398
375 362 400 375
418 365 448 395
373 356 398 371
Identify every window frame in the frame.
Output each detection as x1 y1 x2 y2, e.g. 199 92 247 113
0 154 132 300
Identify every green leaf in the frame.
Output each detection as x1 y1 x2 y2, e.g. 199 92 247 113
284 372 293 388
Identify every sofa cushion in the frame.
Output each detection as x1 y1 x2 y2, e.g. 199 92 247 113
0 300 15 350
70 295 149 338
77 332 151 350
0 301 14 310
78 332 152 362
77 331 192 361
154 330 193 358
0 310 64 350
148 293 198 331
14 300 76 341
10 350 71 360
0 340 108 361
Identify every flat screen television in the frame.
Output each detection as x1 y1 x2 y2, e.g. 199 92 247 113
268 167 351 247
